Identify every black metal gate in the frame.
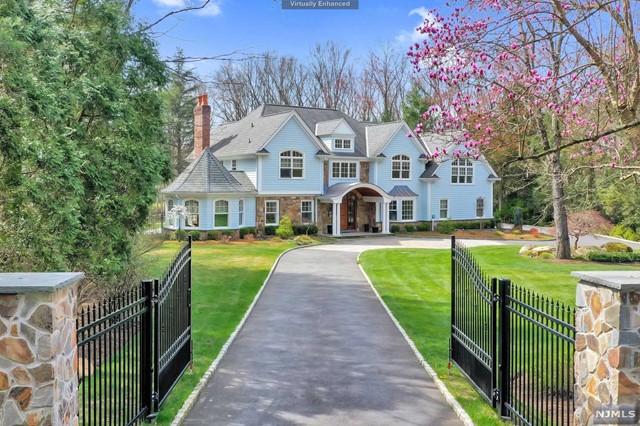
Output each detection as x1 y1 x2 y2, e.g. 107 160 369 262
77 237 193 425
451 236 575 425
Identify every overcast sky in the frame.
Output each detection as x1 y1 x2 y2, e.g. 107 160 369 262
132 0 440 76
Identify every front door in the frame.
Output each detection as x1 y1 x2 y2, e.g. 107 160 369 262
340 193 357 230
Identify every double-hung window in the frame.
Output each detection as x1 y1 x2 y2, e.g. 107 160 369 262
331 162 357 179
476 197 484 218
389 201 398 221
335 138 352 149
280 151 303 178
214 200 229 227
439 199 449 219
401 200 414 221
265 200 279 225
392 155 411 179
301 201 313 223
231 160 237 171
238 199 244 226
184 200 200 227
451 158 473 184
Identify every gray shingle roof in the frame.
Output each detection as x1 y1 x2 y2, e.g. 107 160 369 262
263 105 368 157
420 161 440 179
388 185 418 197
162 150 256 194
366 122 404 157
315 119 345 136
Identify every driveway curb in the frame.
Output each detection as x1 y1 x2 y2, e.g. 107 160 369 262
171 244 309 426
356 250 475 426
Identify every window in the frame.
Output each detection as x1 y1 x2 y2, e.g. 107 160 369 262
451 158 474 184
184 200 200 227
280 150 304 178
389 201 398 221
331 162 357 179
214 200 229 227
476 197 484 218
402 200 414 221
231 160 237 171
392 155 411 179
439 199 449 219
238 199 244 226
334 138 352 150
166 199 175 227
265 200 279 225
301 201 313 223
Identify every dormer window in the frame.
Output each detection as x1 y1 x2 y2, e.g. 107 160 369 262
334 138 352 150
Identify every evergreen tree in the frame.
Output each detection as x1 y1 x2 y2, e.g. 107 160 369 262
401 85 433 131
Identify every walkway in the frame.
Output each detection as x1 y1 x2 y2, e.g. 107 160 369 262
183 238 465 425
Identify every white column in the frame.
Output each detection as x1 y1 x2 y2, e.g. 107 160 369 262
333 202 341 236
382 201 390 233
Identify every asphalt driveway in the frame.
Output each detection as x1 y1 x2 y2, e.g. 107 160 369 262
183 242 463 426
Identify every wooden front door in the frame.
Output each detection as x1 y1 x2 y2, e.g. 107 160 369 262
340 193 357 230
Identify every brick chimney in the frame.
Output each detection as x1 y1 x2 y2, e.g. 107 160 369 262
194 93 211 156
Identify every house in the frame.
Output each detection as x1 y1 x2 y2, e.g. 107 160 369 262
161 94 500 236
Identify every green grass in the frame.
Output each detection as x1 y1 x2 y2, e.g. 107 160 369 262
146 240 294 424
359 246 640 426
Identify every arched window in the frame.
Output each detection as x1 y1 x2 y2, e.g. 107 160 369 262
238 199 244 227
280 150 304 178
392 155 410 179
214 200 229 227
451 158 474 184
184 200 199 227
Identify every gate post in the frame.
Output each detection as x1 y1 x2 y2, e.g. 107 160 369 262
450 236 456 365
498 278 512 418
491 277 498 408
141 279 155 420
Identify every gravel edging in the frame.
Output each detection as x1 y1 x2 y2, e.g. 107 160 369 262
170 244 308 426
356 251 475 426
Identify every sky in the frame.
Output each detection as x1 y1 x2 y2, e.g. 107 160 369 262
132 0 442 77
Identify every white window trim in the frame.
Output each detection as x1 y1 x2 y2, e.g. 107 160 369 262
231 160 237 171
476 197 485 218
331 161 358 179
389 200 398 222
165 199 176 228
391 154 411 180
213 199 230 229
439 199 449 220
333 138 353 151
279 150 305 180
183 199 200 229
238 198 245 227
301 200 314 224
389 197 417 222
401 199 416 222
265 200 280 226
451 158 474 185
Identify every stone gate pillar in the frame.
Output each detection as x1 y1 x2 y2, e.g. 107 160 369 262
573 271 640 425
0 272 83 425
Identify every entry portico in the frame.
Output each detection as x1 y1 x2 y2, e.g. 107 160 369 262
318 182 394 236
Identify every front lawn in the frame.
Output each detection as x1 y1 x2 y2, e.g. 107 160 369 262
359 246 640 426
145 240 294 424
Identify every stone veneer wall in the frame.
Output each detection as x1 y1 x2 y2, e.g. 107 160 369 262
573 272 640 425
359 162 370 183
255 196 316 231
0 276 81 426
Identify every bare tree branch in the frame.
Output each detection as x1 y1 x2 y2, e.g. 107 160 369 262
137 0 212 33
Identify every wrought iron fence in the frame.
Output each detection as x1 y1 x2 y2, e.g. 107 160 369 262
77 238 192 425
451 236 575 425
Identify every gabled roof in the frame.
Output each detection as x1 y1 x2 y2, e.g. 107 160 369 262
420 161 440 179
315 118 345 136
263 105 368 157
388 185 418 197
162 149 256 194
366 122 405 157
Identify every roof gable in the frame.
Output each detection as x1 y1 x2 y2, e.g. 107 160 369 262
260 111 329 154
367 121 428 158
419 132 499 178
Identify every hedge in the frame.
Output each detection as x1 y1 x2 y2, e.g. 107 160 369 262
586 251 640 263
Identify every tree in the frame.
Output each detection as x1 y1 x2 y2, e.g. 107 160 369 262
402 84 434 131
567 211 612 250
408 3 640 258
0 0 171 286
309 41 353 110
164 49 199 174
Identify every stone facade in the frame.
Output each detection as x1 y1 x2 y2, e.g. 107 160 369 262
0 274 82 426
256 196 316 231
359 162 370 183
573 272 640 425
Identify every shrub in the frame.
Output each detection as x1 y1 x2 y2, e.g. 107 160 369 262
600 242 633 253
293 225 318 236
207 231 221 241
538 252 554 260
175 229 187 241
512 229 522 235
530 228 540 236
221 230 233 237
437 221 456 234
294 235 315 246
239 227 256 239
276 216 294 239
417 222 431 232
495 230 505 237
587 251 640 263
513 207 524 228
188 230 201 241
390 224 402 233
622 227 640 242
264 226 277 236
404 224 416 233
520 249 533 257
